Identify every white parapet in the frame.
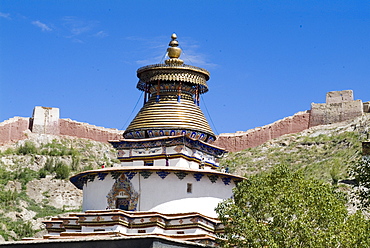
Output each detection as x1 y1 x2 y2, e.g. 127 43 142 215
31 106 60 135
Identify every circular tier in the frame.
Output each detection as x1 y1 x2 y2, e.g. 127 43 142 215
123 96 215 142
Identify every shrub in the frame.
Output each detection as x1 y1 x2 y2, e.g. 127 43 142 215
71 155 80 171
44 157 55 173
38 169 47 178
0 189 18 207
54 161 70 179
1 148 16 155
14 168 39 188
17 141 38 155
7 220 36 239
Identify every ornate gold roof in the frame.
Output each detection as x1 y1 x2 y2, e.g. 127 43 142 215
124 34 216 143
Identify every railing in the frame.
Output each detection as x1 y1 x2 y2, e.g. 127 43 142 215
137 63 210 75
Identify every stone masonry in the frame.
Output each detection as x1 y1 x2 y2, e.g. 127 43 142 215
214 111 310 152
309 90 364 127
31 106 60 135
0 107 123 145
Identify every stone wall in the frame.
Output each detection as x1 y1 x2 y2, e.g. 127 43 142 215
214 111 310 152
59 119 123 143
309 90 363 127
0 107 123 145
326 90 354 104
0 117 30 145
1 90 367 150
363 101 370 113
31 106 60 135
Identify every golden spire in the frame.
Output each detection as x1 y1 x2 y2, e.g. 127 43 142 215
124 33 216 143
165 33 184 65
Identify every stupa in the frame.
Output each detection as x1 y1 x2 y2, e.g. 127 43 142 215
37 34 244 247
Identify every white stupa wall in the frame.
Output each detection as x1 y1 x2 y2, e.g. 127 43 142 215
82 171 235 218
118 144 217 170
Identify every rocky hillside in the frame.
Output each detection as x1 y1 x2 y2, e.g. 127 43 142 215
0 113 369 242
0 133 120 242
220 113 370 184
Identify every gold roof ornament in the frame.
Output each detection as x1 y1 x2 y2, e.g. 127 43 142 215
165 33 183 65
124 34 216 143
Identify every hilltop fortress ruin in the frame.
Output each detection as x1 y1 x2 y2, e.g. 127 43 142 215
215 90 370 151
1 90 369 152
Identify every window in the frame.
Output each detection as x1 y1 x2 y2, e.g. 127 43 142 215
116 198 129 210
144 160 154 166
187 183 192 193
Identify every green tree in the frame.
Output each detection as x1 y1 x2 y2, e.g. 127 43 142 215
353 156 370 209
216 165 369 248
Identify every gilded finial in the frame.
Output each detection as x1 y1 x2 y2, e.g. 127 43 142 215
165 33 183 65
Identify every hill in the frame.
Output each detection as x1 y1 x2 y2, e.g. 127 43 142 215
0 134 119 241
220 114 370 184
0 114 369 241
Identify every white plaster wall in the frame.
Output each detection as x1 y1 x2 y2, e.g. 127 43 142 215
132 173 234 217
150 197 223 218
154 158 166 166
133 160 144 166
177 157 192 168
82 175 115 211
82 170 235 218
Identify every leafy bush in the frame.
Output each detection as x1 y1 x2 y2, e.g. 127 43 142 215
13 168 39 188
40 139 80 157
352 156 370 209
17 141 38 155
44 157 55 173
38 169 47 178
54 161 70 179
71 155 80 171
0 148 16 155
0 189 18 208
7 220 36 239
82 164 94 171
216 165 370 248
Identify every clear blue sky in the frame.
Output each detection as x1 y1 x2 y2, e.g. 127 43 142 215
1 1 370 134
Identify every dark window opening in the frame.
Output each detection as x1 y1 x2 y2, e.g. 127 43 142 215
187 183 192 193
144 160 154 166
116 198 129 210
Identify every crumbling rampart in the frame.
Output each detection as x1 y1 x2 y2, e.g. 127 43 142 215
214 111 310 152
0 107 123 145
215 90 369 152
0 117 30 144
59 119 122 143
309 90 364 127
1 90 368 151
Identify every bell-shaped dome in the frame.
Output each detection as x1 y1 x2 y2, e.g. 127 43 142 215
123 34 216 143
